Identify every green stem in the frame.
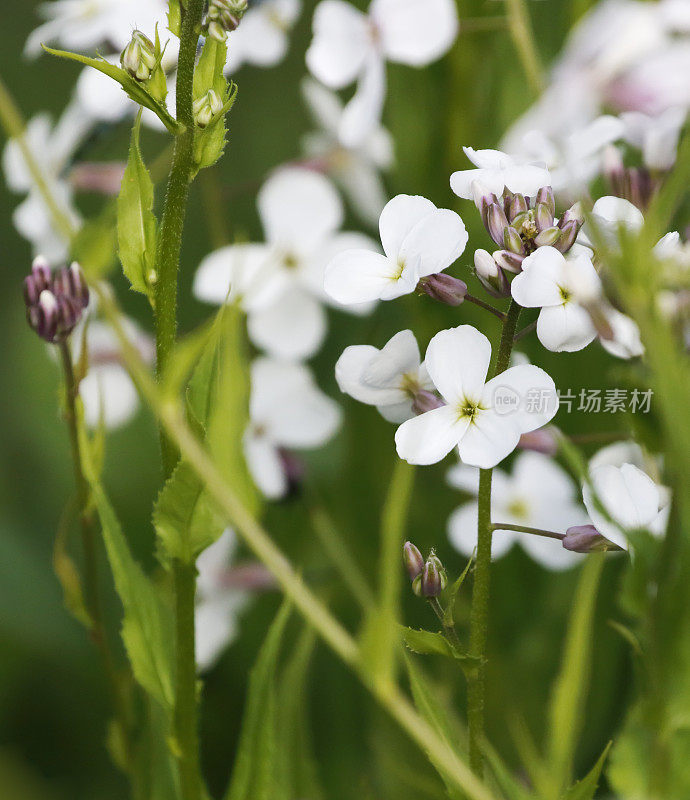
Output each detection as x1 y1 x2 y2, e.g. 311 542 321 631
491 522 564 541
467 300 521 776
428 597 463 650
465 293 507 321
505 0 544 97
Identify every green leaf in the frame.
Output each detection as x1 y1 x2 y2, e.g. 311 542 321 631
153 460 225 565
401 627 481 670
405 654 467 800
52 498 91 628
443 552 474 627
79 428 174 711
42 46 180 134
562 743 611 800
224 601 292 800
118 116 157 296
482 740 537 800
71 205 118 279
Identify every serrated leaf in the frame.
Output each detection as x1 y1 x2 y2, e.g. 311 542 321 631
224 602 292 800
42 46 180 134
118 116 157 296
401 627 481 670
153 460 225 565
562 743 611 800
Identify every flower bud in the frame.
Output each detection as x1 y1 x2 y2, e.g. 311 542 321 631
518 427 559 456
534 201 554 232
207 18 228 41
474 249 509 298
403 542 425 581
563 525 613 553
553 220 580 253
23 256 52 305
412 574 423 597
204 0 247 39
559 202 585 228
24 259 89 343
419 273 467 306
471 181 498 224
506 193 528 222
534 226 561 247
412 390 444 415
486 202 510 246
503 225 525 255
535 186 555 218
120 30 157 81
193 89 223 128
493 249 525 274
421 555 447 597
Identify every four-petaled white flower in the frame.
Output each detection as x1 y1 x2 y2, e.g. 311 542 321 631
582 461 670 551
194 167 377 360
224 0 301 74
394 325 558 469
324 194 468 305
301 77 393 226
335 329 433 422
195 529 249 672
245 358 342 499
450 147 551 201
511 245 603 353
448 452 589 570
306 0 458 146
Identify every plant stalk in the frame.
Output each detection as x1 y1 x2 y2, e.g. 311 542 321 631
467 299 521 775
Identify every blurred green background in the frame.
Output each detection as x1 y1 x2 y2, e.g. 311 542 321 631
0 1 637 797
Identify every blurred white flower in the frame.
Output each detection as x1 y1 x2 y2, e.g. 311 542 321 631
194 167 376 360
25 0 167 57
448 452 588 570
582 461 670 551
195 529 249 672
511 246 602 353
301 77 393 226
306 0 458 146
395 325 557 469
245 358 342 499
335 329 433 422
449 147 551 201
620 107 687 170
324 193 468 304
224 0 301 73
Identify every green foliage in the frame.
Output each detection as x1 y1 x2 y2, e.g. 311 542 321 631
71 206 118 279
401 627 480 670
42 46 180 134
118 116 158 297
562 744 611 800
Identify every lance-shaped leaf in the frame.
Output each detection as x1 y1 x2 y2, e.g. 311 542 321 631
563 743 612 800
42 46 180 134
401 627 481 671
118 116 158 296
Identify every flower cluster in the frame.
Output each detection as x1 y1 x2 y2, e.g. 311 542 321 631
24 257 89 343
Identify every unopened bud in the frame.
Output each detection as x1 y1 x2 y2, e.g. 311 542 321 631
193 89 223 128
23 256 51 305
471 181 498 224
24 259 89 343
204 0 247 39
419 273 467 306
474 249 510 297
412 390 444 415
486 202 510 246
120 30 157 81
518 427 559 456
563 525 613 553
534 226 561 247
403 542 425 581
421 555 447 597
506 193 528 222
493 249 525 274
534 202 554 233
503 225 525 255
535 186 555 218
559 202 585 228
553 220 580 253
207 18 228 41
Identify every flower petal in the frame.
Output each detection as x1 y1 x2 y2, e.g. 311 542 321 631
306 0 370 88
395 405 466 465
483 364 558 433
335 344 407 406
80 364 139 430
339 53 387 148
536 303 597 352
371 0 458 65
424 325 492 404
456 412 521 469
399 208 468 277
244 433 288 499
324 248 411 304
510 246 566 308
599 308 644 359
378 194 437 260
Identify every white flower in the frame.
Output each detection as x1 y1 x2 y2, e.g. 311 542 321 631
224 0 301 73
195 529 249 672
245 358 342 499
194 167 376 360
511 246 602 353
620 106 687 170
335 329 433 422
582 462 670 551
394 325 558 469
581 195 644 249
448 452 588 570
301 77 393 225
25 0 167 57
306 0 458 146
324 194 468 305
449 147 551 201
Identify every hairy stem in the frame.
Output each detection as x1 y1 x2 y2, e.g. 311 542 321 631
467 299 521 775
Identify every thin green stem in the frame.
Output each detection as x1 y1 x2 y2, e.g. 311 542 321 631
514 319 537 342
505 0 544 97
491 522 564 541
467 299 521 776
428 597 463 650
465 293 507 321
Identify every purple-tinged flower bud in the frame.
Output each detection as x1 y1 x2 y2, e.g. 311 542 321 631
24 260 89 343
534 202 554 233
506 193 529 223
553 220 580 253
518 427 559 456
412 390 444 415
486 202 510 246
412 574 423 597
536 186 555 218
471 181 498 224
24 257 52 306
474 249 510 297
503 226 525 255
563 525 614 553
493 249 525 274
27 289 59 342
421 555 447 597
559 202 585 228
403 541 425 581
534 226 561 247
419 273 467 306
277 449 305 497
